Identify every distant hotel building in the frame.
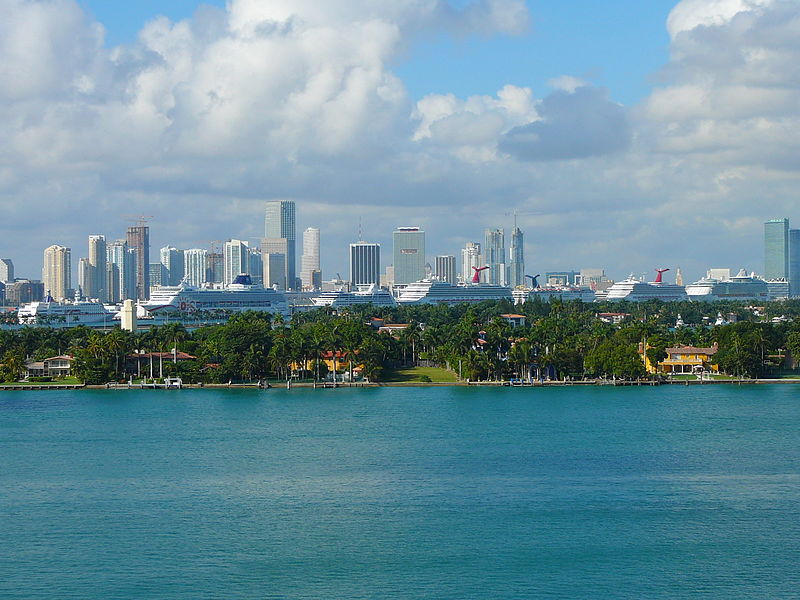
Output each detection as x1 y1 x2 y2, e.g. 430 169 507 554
184 249 208 286
764 218 789 280
42 244 71 301
301 227 321 290
484 228 505 285
160 246 185 286
461 242 482 283
435 255 457 285
87 235 107 301
508 227 524 287
126 225 150 300
0 258 14 283
392 227 425 285
350 242 381 287
264 200 296 289
223 239 249 285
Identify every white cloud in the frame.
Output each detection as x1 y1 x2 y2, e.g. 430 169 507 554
3 0 800 284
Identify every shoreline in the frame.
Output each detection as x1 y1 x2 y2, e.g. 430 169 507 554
2 378 800 390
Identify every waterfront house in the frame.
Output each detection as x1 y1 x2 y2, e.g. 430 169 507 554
639 343 719 374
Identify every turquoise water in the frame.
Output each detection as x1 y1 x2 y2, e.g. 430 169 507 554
1 385 798 599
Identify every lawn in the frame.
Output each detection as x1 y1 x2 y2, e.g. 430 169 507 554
382 366 458 383
2 377 83 386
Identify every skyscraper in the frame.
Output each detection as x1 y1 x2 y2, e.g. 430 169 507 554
350 242 380 287
264 200 296 289
301 227 321 290
206 252 224 284
508 227 524 287
42 244 71 301
484 228 505 285
88 235 107 301
0 258 14 282
790 229 800 297
184 249 208 286
765 218 789 281
77 257 90 297
461 242 482 283
435 255 457 285
160 246 185 286
223 239 250 285
126 225 150 300
392 227 425 285
107 240 136 302
249 247 263 286
263 253 287 289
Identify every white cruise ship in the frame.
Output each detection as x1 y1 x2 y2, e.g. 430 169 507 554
605 269 688 302
686 269 769 301
18 296 113 326
396 280 513 305
140 275 290 317
513 286 597 304
312 284 396 308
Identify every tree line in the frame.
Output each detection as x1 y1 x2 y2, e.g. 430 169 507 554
2 297 800 383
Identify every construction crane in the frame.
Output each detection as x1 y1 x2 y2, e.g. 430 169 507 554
124 215 154 228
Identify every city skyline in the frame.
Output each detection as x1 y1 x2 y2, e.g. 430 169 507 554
2 1 799 286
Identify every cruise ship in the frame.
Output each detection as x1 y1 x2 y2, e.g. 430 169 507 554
685 269 769 301
396 280 513 304
312 284 396 308
605 269 689 302
140 275 290 318
18 295 113 326
513 286 597 304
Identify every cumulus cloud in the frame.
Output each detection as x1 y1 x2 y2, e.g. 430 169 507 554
3 0 800 283
499 86 631 161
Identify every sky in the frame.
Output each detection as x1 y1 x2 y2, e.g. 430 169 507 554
2 0 799 284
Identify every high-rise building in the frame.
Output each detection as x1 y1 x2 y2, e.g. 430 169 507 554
435 255 457 285
764 218 789 281
87 235 107 301
126 225 150 300
107 240 136 302
223 239 250 285
392 227 425 285
301 227 321 290
350 242 380 287
43 244 71 301
789 229 800 297
184 249 208 286
264 200 296 289
461 242 482 283
149 263 168 288
484 228 505 285
206 252 224 284
249 247 263 286
160 246 185 286
77 257 91 298
4 279 44 305
263 253 287 290
508 227 524 287
0 258 14 282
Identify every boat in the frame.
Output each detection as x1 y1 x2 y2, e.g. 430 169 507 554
139 274 290 318
605 269 688 302
685 269 769 301
514 286 597 304
18 295 113 326
311 284 396 307
396 279 513 304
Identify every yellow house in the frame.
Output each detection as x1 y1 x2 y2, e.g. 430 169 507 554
639 343 719 374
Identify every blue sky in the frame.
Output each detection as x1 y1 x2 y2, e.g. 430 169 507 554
84 0 676 105
4 0 799 283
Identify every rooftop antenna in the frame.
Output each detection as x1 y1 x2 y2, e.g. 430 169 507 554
358 217 363 242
